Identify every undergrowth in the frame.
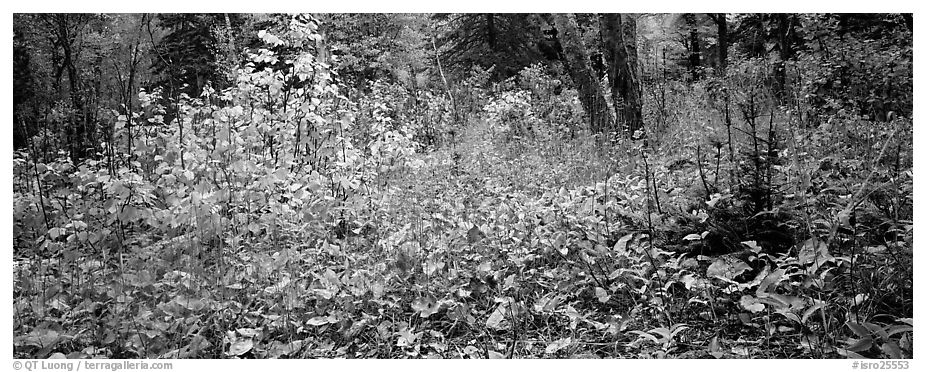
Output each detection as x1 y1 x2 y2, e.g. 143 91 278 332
12 16 912 359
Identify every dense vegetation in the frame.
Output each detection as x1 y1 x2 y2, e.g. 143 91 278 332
12 13 912 359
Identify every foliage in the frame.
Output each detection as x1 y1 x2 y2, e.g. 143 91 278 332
794 14 912 122
12 13 913 360
434 13 551 80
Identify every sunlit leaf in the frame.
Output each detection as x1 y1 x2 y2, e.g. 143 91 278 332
227 338 253 356
544 337 572 354
740 295 766 313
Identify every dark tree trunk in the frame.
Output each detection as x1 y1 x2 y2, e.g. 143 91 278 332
552 13 613 133
685 13 701 81
599 14 644 137
50 14 91 163
13 27 35 150
711 13 728 73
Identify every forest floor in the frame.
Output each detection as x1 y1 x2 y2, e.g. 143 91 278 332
13 117 913 359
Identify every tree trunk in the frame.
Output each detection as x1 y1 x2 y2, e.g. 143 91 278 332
684 13 701 81
552 13 613 133
711 13 728 73
599 14 644 137
223 13 238 66
53 14 90 163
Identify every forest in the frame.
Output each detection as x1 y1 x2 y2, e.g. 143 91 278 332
11 13 913 359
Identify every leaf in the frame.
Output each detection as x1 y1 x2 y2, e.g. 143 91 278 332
533 294 562 313
594 287 610 303
268 340 305 358
763 293 805 312
731 345 749 356
487 350 505 359
740 295 766 313
467 225 485 243
708 336 723 358
613 233 634 252
682 233 702 241
48 227 65 239
781 312 802 324
837 348 866 359
236 328 260 338
881 341 903 359
552 232 567 251
741 240 761 252
886 325 913 337
846 322 871 338
629 330 660 345
227 338 253 356
757 268 786 296
850 294 868 308
263 276 292 295
485 305 508 330
846 337 873 352
411 295 441 318
395 328 420 347
801 302 824 323
544 337 573 354
648 327 671 341
706 193 730 208
707 257 750 280
798 238 833 266
862 322 890 340
608 314 631 333
18 328 60 347
306 316 335 326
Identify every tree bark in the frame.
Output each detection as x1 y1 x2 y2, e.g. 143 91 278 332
599 14 644 137
709 13 728 73
552 13 613 133
684 13 701 81
48 14 91 162
222 13 241 74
